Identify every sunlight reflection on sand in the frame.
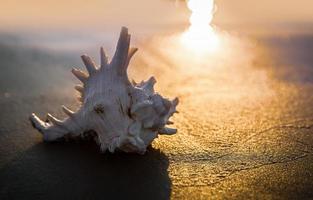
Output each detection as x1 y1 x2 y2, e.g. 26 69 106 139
132 31 274 103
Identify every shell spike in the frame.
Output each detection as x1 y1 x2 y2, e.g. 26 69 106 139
172 97 179 106
147 76 156 85
100 47 108 68
74 85 84 93
141 76 156 93
166 120 174 125
131 79 137 86
126 47 138 67
158 127 177 135
77 96 83 103
29 113 46 133
62 105 75 117
47 113 63 126
146 76 156 87
81 55 97 75
71 68 88 83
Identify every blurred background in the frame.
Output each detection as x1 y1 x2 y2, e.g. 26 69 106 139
1 0 313 33
0 0 312 96
0 0 312 93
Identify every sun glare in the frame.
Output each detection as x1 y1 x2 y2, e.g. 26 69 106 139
181 0 219 53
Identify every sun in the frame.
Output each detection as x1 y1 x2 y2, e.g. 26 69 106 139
181 0 220 53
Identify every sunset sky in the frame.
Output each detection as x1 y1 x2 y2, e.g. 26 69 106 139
0 0 312 34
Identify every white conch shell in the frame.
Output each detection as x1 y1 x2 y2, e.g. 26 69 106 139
29 27 179 154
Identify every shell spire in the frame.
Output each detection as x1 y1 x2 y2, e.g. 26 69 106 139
109 27 130 78
100 47 108 67
29 27 179 154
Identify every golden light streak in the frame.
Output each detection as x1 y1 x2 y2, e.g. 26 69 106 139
181 0 219 53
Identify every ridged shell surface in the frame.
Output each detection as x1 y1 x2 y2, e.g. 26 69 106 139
29 27 179 154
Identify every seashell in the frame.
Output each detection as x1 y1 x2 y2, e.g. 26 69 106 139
29 27 179 154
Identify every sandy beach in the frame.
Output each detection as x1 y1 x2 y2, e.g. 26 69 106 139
0 30 313 199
